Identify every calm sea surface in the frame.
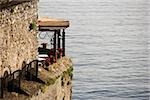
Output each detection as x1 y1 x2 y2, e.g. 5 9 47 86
39 0 150 100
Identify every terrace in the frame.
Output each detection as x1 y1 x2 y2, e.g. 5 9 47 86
0 17 70 98
38 17 69 66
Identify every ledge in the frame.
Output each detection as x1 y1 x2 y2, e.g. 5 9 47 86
1 57 73 100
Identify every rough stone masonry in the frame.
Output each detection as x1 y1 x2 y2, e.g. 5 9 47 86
0 0 38 76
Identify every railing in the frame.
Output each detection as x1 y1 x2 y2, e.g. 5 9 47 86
0 50 65 98
39 29 66 57
0 60 39 98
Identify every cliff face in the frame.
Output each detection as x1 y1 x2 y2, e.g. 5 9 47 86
31 75 72 100
0 0 38 76
30 57 73 100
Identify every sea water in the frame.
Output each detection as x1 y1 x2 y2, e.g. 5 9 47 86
39 0 150 100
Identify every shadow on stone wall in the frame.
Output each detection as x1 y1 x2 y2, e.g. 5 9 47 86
0 57 73 100
0 60 39 99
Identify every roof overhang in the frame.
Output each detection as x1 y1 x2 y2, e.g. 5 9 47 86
38 17 70 31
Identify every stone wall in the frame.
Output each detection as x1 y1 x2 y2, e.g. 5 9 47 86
0 0 38 76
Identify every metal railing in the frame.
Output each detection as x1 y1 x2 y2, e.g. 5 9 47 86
0 60 39 98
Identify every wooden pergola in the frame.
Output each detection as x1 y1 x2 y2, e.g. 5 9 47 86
38 17 69 63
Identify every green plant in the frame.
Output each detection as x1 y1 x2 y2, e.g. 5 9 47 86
70 72 73 80
29 22 36 31
46 78 56 86
62 66 73 80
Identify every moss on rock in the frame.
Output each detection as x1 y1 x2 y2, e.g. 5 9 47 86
46 78 56 86
40 85 47 93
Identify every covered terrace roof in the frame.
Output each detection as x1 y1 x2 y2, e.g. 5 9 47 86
38 17 70 31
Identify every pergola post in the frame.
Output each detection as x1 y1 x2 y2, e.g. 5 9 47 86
54 30 57 61
62 29 65 56
57 30 61 49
